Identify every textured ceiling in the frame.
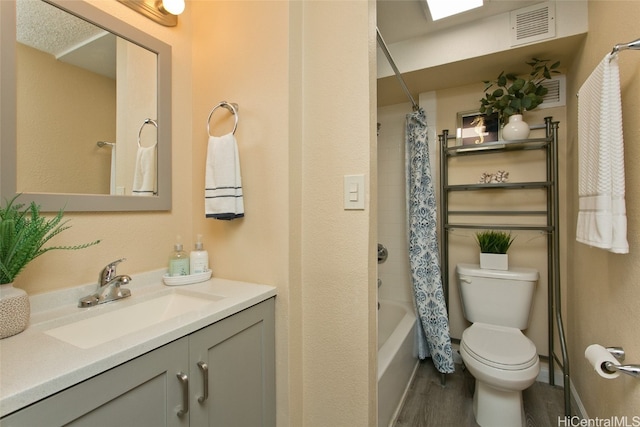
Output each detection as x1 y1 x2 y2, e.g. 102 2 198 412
17 0 105 57
16 0 115 79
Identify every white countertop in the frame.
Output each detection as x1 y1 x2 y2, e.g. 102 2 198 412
0 270 276 417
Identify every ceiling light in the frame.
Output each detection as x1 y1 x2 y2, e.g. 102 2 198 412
117 0 184 27
161 0 185 16
426 0 483 21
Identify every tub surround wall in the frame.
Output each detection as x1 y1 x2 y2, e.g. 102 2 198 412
566 1 640 419
377 103 413 306
377 92 436 307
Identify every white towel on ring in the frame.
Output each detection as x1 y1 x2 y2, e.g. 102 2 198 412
132 145 157 196
576 53 628 253
205 133 244 220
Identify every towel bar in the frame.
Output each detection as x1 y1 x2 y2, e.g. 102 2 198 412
207 101 239 137
611 37 640 55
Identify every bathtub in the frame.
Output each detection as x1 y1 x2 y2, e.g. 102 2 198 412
378 299 419 427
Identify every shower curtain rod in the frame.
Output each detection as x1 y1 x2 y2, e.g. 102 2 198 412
376 27 419 111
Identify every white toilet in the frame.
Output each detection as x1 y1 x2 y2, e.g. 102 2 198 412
456 263 540 427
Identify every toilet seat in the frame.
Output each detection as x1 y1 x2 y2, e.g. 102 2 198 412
461 323 538 371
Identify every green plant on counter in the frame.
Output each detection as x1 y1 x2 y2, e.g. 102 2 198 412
479 57 560 124
0 195 100 284
475 230 515 254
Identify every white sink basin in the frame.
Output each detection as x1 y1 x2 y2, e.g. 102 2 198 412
45 292 222 349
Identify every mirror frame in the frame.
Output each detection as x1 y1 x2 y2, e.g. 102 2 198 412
0 0 172 211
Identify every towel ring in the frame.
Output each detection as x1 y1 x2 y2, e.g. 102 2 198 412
207 101 239 137
138 118 158 148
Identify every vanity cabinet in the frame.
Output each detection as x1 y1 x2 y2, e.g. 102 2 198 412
1 298 275 427
189 298 275 426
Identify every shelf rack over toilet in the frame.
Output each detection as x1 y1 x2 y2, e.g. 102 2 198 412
439 117 570 416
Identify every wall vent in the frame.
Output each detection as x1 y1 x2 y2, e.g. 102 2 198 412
538 75 566 109
510 2 556 47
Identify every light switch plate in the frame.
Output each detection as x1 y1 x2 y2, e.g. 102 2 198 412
344 174 365 210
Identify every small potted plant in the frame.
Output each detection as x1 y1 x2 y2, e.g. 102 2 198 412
479 58 560 140
0 195 100 338
475 230 515 270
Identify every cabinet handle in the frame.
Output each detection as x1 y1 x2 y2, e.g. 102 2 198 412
197 361 209 403
176 372 189 417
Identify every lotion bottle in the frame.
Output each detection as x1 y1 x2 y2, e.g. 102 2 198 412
169 238 189 276
190 234 209 274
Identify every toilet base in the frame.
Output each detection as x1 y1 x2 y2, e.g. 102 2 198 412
473 380 525 427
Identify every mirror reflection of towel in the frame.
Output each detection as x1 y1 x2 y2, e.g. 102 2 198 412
205 133 244 220
132 145 157 196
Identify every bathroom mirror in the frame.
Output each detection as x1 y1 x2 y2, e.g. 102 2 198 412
0 0 172 211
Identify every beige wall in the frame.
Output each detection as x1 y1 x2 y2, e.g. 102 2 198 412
10 0 377 426
190 1 297 424
298 2 378 425
566 0 640 419
17 43 115 194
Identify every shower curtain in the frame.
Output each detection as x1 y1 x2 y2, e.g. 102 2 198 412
405 108 455 374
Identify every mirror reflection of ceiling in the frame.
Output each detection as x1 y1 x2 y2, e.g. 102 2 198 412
16 0 116 79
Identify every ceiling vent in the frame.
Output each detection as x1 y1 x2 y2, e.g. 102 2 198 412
538 75 566 109
510 2 556 47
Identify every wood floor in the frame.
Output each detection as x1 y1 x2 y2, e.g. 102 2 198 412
393 360 567 427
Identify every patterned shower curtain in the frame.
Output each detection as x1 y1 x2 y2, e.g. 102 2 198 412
405 108 455 374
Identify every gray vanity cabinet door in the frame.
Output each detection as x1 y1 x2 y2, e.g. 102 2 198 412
189 298 275 427
1 337 190 427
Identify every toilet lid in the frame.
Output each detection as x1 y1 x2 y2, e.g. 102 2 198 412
462 323 538 370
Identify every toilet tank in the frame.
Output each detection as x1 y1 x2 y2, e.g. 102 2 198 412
456 263 539 330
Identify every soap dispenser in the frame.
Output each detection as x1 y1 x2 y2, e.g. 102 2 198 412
169 237 189 276
190 234 209 274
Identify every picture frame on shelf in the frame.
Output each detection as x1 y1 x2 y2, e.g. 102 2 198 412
456 110 499 146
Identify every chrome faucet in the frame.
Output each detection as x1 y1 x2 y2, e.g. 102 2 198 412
78 258 132 307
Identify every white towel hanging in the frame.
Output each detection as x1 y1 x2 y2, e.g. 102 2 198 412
576 53 628 254
205 133 244 220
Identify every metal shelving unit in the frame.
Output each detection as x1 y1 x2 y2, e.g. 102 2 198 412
439 117 571 416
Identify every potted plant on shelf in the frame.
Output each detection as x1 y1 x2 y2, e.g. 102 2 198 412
479 57 560 141
0 195 100 339
475 230 515 271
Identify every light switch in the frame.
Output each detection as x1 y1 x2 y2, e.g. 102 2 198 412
344 174 365 210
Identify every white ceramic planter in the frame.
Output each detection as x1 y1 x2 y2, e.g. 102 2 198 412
0 283 30 339
502 114 530 141
479 253 509 270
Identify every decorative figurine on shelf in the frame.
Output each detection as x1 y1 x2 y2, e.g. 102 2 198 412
478 170 510 184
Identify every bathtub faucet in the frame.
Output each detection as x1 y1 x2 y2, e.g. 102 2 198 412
378 243 388 264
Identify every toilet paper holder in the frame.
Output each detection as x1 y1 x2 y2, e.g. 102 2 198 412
603 347 640 378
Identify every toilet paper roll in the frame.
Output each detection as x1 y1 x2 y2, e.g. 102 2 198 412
585 344 621 379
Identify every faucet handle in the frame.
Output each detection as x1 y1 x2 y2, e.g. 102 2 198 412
99 258 126 285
